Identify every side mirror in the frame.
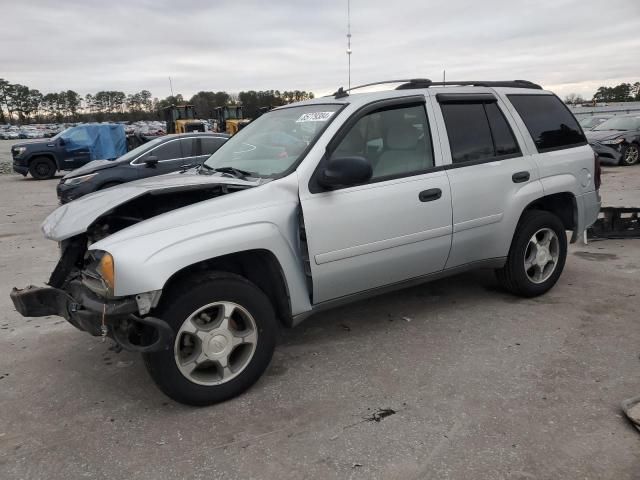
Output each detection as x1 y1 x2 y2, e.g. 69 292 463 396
318 156 372 188
144 155 159 168
58 138 66 146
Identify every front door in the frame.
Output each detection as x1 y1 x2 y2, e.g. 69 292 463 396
300 97 453 303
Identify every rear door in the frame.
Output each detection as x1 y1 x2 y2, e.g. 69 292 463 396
431 91 542 268
299 96 453 303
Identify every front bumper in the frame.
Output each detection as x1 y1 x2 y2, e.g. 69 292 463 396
10 282 172 352
589 142 623 164
12 157 29 176
56 181 88 204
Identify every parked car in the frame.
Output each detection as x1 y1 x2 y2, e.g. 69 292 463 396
585 114 640 166
10 79 601 405
11 123 127 179
57 133 229 203
579 115 612 130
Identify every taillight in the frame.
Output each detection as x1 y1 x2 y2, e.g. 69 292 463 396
594 152 601 190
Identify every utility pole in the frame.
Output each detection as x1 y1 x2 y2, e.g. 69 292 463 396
346 0 352 91
169 76 175 98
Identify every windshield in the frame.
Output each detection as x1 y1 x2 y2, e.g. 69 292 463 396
579 117 608 129
203 104 342 177
51 127 72 140
593 116 640 131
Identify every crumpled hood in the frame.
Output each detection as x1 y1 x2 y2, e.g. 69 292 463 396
42 170 260 241
62 159 120 179
585 130 626 143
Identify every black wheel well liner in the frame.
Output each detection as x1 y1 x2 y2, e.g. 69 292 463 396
160 249 293 327
522 192 577 238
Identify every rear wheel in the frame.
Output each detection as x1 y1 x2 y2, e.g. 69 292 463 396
496 210 567 297
143 272 277 406
620 144 639 166
29 157 56 180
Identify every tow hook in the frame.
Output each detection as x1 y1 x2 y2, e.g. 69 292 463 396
112 315 174 353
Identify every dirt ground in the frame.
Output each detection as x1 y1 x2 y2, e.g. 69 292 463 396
0 156 639 479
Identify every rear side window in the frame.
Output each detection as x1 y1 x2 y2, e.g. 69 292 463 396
440 102 520 164
508 94 586 153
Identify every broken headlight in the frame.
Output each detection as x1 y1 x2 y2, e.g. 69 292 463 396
83 250 115 297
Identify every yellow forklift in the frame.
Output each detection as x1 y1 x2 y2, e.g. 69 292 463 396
213 105 251 135
163 105 207 134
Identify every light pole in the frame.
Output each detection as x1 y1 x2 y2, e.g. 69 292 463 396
346 0 352 91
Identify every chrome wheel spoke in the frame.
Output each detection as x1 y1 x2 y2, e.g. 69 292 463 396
524 227 560 284
174 301 259 386
231 328 257 347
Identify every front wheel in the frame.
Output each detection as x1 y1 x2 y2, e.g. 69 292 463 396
29 157 56 180
143 272 277 406
620 144 639 166
496 210 567 297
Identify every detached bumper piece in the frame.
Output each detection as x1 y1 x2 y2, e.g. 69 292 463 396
10 284 173 353
588 207 640 239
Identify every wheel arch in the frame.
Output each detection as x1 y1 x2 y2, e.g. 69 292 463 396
28 153 58 167
520 191 578 241
159 249 294 327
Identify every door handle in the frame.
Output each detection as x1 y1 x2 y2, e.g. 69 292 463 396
512 171 530 183
419 188 442 202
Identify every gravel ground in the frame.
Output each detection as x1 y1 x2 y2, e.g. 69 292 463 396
0 143 639 479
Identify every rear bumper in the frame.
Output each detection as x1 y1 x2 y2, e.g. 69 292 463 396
576 189 601 239
10 283 172 352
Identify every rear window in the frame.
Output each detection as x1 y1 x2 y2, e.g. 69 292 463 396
508 94 586 153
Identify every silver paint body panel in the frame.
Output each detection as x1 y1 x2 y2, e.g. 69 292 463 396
40 87 601 322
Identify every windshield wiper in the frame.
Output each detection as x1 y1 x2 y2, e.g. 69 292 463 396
211 166 255 179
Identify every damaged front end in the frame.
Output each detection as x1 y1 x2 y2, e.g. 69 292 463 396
10 171 259 352
10 237 173 352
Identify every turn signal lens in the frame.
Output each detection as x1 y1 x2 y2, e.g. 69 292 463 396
98 253 115 293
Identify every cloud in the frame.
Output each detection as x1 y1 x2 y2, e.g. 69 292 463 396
1 0 639 99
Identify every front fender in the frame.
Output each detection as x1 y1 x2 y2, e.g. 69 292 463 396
92 218 312 317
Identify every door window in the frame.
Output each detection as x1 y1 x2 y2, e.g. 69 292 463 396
440 102 521 164
147 140 185 161
507 94 586 152
200 137 226 155
330 104 434 180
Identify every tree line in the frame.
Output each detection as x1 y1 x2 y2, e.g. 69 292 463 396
0 78 314 124
564 81 640 105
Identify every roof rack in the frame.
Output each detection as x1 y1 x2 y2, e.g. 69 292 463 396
331 78 542 98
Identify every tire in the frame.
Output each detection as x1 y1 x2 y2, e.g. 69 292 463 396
143 272 277 406
99 181 121 190
29 157 56 180
495 210 567 297
619 144 639 166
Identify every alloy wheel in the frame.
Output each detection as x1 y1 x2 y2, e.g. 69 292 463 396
523 227 560 284
174 301 258 386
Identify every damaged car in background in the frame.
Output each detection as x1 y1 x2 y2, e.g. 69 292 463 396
11 79 601 405
585 114 640 166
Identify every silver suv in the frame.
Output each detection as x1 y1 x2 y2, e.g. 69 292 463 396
11 79 601 405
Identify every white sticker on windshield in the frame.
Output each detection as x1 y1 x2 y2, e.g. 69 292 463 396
295 111 335 123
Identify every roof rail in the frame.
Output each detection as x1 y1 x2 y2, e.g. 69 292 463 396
398 79 543 90
330 78 542 98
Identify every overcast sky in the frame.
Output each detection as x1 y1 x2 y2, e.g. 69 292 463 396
2 0 639 100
